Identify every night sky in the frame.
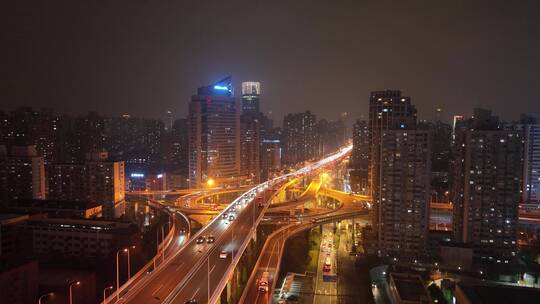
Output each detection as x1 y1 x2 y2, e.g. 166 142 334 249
2 0 540 124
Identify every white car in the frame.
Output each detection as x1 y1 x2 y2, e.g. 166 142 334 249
219 250 228 259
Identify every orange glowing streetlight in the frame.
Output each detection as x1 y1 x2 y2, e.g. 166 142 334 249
206 178 215 187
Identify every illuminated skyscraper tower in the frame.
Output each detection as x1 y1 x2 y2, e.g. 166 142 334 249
188 77 241 188
241 81 260 115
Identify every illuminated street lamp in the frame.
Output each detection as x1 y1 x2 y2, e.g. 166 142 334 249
206 178 215 188
103 286 114 303
38 292 54 304
68 281 81 304
116 248 129 300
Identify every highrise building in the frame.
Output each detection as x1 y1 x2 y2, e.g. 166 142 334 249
168 118 189 172
315 119 345 156
240 114 260 184
451 109 521 262
521 114 540 208
0 145 46 201
350 120 369 194
523 123 540 206
241 81 261 115
47 151 125 218
368 90 430 257
188 77 241 188
261 139 281 181
377 130 432 257
282 111 317 165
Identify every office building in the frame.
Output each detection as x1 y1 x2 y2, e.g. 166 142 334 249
0 145 46 201
451 109 521 262
188 77 241 188
282 111 317 165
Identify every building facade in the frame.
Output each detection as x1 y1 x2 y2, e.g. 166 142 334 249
261 139 281 181
241 81 260 115
350 120 370 194
0 145 46 201
367 90 430 257
377 130 432 256
240 114 261 184
523 124 540 206
451 109 521 262
281 111 317 165
188 77 241 188
47 151 125 218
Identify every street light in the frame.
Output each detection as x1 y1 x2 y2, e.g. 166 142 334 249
103 286 114 303
127 245 136 279
206 178 215 188
38 292 54 304
116 248 128 301
68 281 81 304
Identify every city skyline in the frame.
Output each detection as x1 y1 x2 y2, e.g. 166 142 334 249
2 1 540 123
2 2 540 304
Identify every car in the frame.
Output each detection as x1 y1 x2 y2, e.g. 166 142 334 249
206 236 215 244
258 271 269 292
185 300 197 304
196 236 205 244
222 213 228 220
179 228 186 234
219 250 228 259
228 214 235 221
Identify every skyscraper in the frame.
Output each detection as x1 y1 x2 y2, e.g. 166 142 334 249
241 81 260 115
188 77 241 188
240 114 260 184
350 120 369 194
378 130 432 257
368 90 430 257
522 114 540 207
282 111 317 165
451 109 521 262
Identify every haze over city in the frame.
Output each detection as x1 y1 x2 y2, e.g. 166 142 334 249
2 1 540 122
1 1 540 304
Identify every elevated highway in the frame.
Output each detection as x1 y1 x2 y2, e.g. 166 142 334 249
105 145 352 304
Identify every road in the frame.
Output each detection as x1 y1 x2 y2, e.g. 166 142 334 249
313 224 338 304
240 223 310 304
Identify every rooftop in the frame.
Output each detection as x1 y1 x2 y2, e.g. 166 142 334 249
458 282 540 304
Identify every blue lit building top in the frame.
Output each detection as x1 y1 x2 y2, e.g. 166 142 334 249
197 76 233 96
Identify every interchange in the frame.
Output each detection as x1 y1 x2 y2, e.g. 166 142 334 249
105 145 354 304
